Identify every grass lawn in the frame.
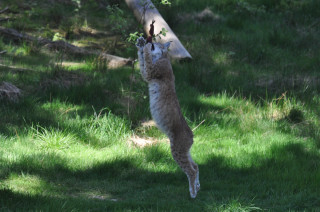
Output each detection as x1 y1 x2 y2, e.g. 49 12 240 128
0 0 320 211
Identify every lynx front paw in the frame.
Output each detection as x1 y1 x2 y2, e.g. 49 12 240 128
136 37 146 50
143 43 153 53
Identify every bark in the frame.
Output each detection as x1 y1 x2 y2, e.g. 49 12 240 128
0 18 11 22
0 26 133 69
125 0 192 60
0 82 21 102
0 7 9 14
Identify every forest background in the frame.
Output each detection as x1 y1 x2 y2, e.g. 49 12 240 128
0 0 320 211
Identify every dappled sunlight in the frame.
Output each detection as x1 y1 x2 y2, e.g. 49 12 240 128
196 92 257 114
192 93 266 136
2 173 59 196
202 131 303 169
1 173 119 201
40 100 87 118
212 51 234 66
205 197 263 211
198 144 320 210
1 0 320 210
0 148 182 200
139 143 176 172
128 135 164 148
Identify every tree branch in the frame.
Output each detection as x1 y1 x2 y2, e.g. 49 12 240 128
0 26 132 68
0 7 9 14
125 0 192 60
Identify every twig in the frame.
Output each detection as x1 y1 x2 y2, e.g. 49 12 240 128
0 7 9 14
273 92 287 102
192 120 205 132
0 63 31 72
15 128 20 140
61 108 73 115
0 18 10 22
309 18 320 28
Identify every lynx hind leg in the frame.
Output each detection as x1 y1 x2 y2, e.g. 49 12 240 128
189 153 200 192
171 148 198 198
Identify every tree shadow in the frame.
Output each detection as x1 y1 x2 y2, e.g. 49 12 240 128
0 61 145 138
1 140 320 211
0 151 187 210
1 1 320 211
201 142 320 211
276 118 320 149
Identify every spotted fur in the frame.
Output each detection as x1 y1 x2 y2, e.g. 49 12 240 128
136 38 200 198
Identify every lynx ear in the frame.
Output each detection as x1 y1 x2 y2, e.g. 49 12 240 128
163 42 171 50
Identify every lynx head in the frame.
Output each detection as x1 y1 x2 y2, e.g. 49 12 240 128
149 42 171 63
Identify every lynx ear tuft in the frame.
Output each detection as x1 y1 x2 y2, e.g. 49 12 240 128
164 42 171 50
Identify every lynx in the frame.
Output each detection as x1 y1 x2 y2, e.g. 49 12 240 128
136 37 200 198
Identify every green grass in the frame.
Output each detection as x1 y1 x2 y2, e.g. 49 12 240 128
1 0 320 211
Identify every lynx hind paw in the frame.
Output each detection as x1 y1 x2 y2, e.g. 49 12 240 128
190 185 198 199
188 176 198 199
136 37 146 49
196 170 200 192
196 183 200 193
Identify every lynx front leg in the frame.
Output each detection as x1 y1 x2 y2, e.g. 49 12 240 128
136 37 147 81
137 50 148 81
143 43 154 81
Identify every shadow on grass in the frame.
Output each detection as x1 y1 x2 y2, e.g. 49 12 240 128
200 142 320 211
1 1 320 209
1 141 320 211
0 152 185 210
0 63 147 137
1 59 319 210
276 118 320 149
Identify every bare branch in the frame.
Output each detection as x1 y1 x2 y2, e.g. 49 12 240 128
0 7 9 14
0 18 11 22
0 26 133 69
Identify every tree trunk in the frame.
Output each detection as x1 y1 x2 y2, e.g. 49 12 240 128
125 0 192 60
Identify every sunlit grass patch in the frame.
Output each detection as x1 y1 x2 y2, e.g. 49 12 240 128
1 173 59 196
32 104 132 149
212 51 234 65
206 197 263 211
32 127 76 151
82 111 131 147
40 99 85 116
